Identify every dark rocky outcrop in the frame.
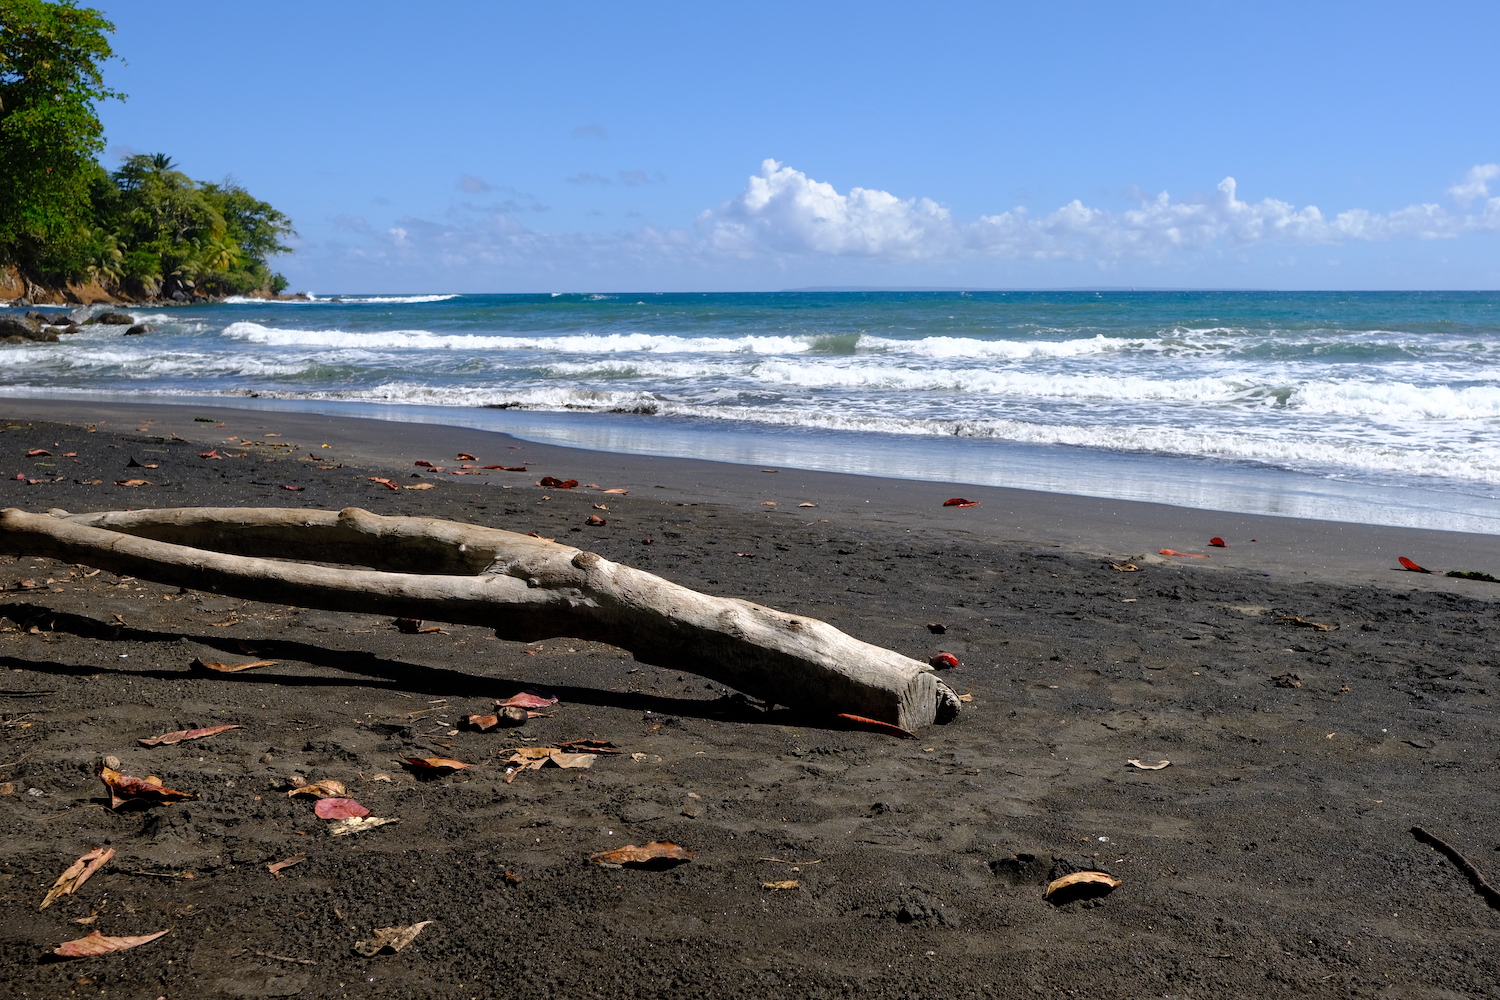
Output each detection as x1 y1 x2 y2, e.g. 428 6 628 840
0 315 58 343
123 323 155 336
84 311 135 326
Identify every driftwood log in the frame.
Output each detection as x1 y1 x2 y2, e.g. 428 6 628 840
0 507 960 730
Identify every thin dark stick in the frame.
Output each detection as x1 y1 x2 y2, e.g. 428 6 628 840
1411 826 1500 911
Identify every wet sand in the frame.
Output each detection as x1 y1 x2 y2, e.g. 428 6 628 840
1 400 1498 999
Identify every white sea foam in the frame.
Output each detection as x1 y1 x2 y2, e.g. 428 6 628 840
221 323 816 354
221 293 460 305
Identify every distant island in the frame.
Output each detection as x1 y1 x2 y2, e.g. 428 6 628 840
0 1 294 305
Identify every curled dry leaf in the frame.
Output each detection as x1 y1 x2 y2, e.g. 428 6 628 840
279 484 305 491
760 501 777 506
1271 672 1303 688
287 779 346 799
929 653 960 669
54 928 169 958
601 487 629 494
190 657 276 673
314 797 370 820
586 514 606 526
198 450 219 459
403 483 434 490
942 498 980 507
592 503 609 510
1127 759 1171 770
538 476 578 488
496 691 558 709
456 453 477 461
138 724 242 747
353 920 433 957
833 713 918 740
1279 615 1335 632
1110 562 1140 572
762 880 800 890
26 448 51 457
329 816 398 837
1044 871 1122 901
394 617 443 634
267 853 307 875
1208 536 1228 547
399 757 474 772
40 847 115 910
414 460 434 467
368 477 399 490
464 714 499 731
555 738 620 754
589 841 694 869
113 479 151 487
1159 549 1208 558
98 766 196 809
502 748 596 781
1398 556 1432 573
798 502 818 507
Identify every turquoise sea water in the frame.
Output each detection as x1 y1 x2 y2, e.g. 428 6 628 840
4 290 1498 531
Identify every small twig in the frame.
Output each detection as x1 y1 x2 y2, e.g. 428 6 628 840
253 950 317 965
757 858 822 865
1411 825 1500 910
126 869 195 879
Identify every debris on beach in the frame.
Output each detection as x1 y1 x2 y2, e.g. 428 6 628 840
1278 615 1335 631
1270 673 1303 689
1110 562 1140 571
354 920 433 956
1398 556 1432 573
589 841 694 869
942 497 980 507
763 880 800 890
329 816 398 836
287 779 347 799
503 747 596 781
40 847 115 910
279 484 305 491
586 514 606 525
54 929 169 958
464 713 501 731
833 713 918 740
555 738 621 754
496 691 558 709
1044 871 1121 902
191 657 276 673
1127 759 1171 770
538 476 578 488
314 797 370 819
799 502 818 507
393 617 443 634
138 723 242 746
926 622 947 634
403 482 434 489
267 853 307 875
399 756 474 773
1159 548 1208 558
456 453 476 461
1208 536 1228 547
930 653 960 669
368 476 399 490
113 479 151 487
602 487 629 493
1445 569 1499 582
98 766 197 809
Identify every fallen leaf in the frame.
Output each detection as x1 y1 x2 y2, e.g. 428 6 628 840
138 724 242 747
1208 536 1228 547
586 514 606 526
267 853 307 875
414 460 434 467
1044 871 1122 901
761 501 777 506
1398 556 1431 573
40 848 115 910
601 487 629 494
496 691 558 709
399 757 474 772
943 498 980 507
929 652 960 669
1159 549 1208 558
198 450 220 459
314 798 370 819
26 448 51 457
555 739 621 754
113 479 152 487
279 484 305 491
502 465 528 471
353 920 433 957
464 714 499 731
762 880 800 890
798 502 818 508
833 713 918 739
1110 562 1140 572
548 752 597 768
589 841 693 868
287 780 347 799
54 929 169 958
537 476 579 488
98 766 196 809
394 617 444 634
1127 759 1171 770
191 657 275 673
1271 672 1303 689
368 477 399 490
456 453 476 461
1278 615 1335 632
329 816 398 836
403 482 435 490
958 692 974 703
593 503 609 510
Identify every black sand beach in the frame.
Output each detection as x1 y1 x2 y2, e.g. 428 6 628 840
1 399 1498 999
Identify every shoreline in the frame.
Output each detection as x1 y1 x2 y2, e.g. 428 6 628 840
3 394 1498 595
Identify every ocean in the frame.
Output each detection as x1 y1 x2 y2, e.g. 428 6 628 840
4 290 1498 533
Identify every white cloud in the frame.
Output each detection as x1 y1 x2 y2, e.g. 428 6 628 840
1448 164 1500 207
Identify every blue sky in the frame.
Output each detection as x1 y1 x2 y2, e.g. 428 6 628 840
95 0 1500 292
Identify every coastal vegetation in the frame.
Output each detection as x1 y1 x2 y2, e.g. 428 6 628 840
0 0 293 301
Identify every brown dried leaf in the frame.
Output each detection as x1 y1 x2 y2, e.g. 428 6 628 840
353 920 433 957
54 929 169 958
555 739 621 754
1279 615 1335 632
98 766 196 809
191 657 275 673
496 691 558 709
287 780 347 799
798 502 818 507
40 848 115 910
586 514 606 526
1127 759 1171 770
463 714 499 731
403 483 435 490
267 853 307 875
113 479 152 487
601 487 629 494
762 880 800 890
1044 871 1122 900
589 841 694 868
138 724 242 747
399 757 474 772
1110 562 1140 572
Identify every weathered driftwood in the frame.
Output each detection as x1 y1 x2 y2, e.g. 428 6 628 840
0 506 960 730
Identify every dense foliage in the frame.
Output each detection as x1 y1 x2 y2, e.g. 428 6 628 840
0 1 293 298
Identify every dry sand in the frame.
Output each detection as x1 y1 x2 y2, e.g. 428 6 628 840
1 400 1498 999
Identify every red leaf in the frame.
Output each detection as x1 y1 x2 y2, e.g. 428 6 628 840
198 449 220 459
280 484 305 491
138 724 242 747
929 652 960 669
504 466 528 472
98 766 196 809
1398 556 1432 573
456 453 477 461
589 841 694 868
314 797 370 819
833 713 919 739
1208 537 1228 547
414 460 434 467
54 929 169 957
26 448 50 457
1159 548 1209 558
464 714 500 731
538 476 578 488
368 477 399 490
943 498 980 507
495 691 558 709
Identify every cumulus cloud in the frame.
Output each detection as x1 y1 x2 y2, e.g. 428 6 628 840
699 159 1500 262
572 123 608 139
457 174 491 193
